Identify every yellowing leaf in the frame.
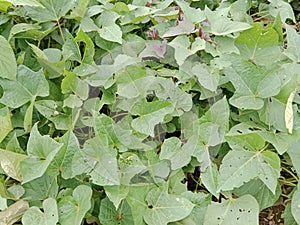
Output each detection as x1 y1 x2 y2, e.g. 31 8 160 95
285 89 296 134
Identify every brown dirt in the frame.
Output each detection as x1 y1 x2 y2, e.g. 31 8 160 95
259 205 285 225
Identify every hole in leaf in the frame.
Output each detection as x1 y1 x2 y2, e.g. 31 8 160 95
237 130 243 134
237 217 240 220
148 205 153 209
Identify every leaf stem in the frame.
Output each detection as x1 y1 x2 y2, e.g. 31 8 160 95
57 19 65 43
281 167 299 182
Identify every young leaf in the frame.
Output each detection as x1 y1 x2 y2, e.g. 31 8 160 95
217 150 281 194
22 198 58 225
0 35 17 80
204 195 259 225
58 185 92 225
20 124 63 183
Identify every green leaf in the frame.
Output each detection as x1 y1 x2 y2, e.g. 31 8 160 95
200 161 219 197
0 35 17 80
99 24 123 44
34 100 72 130
104 185 129 209
130 99 174 136
24 0 76 22
99 198 134 225
283 203 298 225
235 23 282 66
217 150 281 194
162 18 195 38
22 198 58 225
62 32 81 62
47 130 80 179
0 65 49 108
82 136 120 185
154 78 193 116
284 25 300 63
94 114 126 152
126 185 155 225
143 187 194 225
58 185 92 225
233 178 281 210
169 36 205 66
291 187 300 224
288 136 300 176
259 130 298 155
75 29 95 64
192 63 218 92
204 7 252 35
24 101 34 132
61 71 89 100
0 149 27 182
22 173 59 201
5 0 43 7
28 44 64 79
203 195 259 225
175 0 206 23
268 0 296 23
160 137 193 170
20 124 63 183
88 55 141 88
225 60 281 110
116 65 153 99
0 107 13 142
226 123 266 151
118 152 147 184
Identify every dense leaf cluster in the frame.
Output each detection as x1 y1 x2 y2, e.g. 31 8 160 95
0 0 299 224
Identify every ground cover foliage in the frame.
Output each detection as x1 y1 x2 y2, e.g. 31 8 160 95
0 0 299 224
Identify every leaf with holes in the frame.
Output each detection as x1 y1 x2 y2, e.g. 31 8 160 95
143 187 194 225
204 194 259 225
217 150 281 194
